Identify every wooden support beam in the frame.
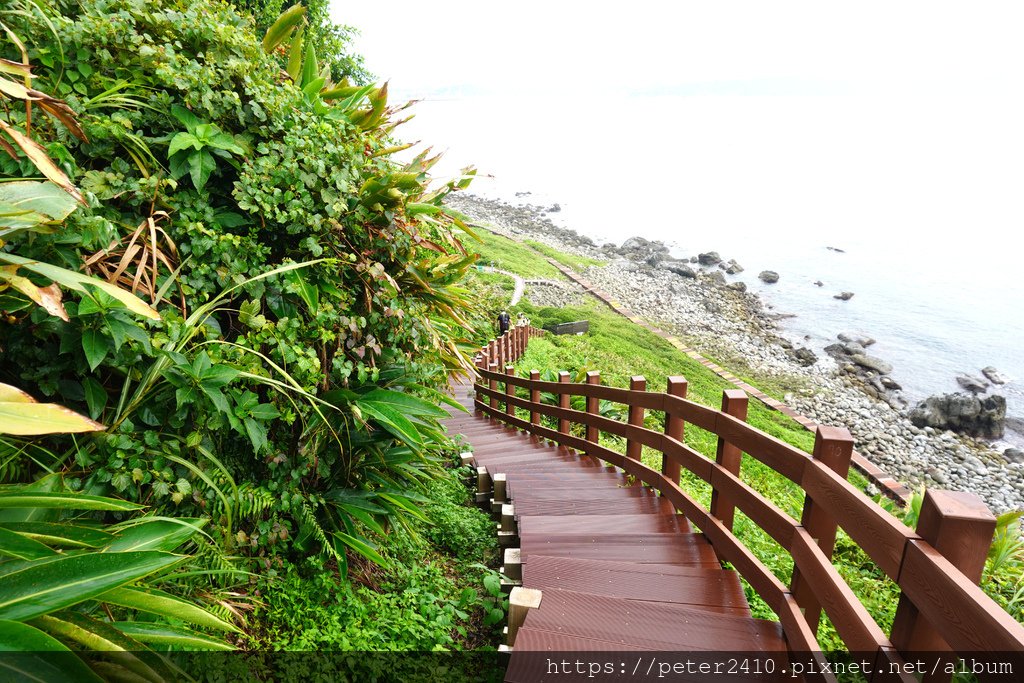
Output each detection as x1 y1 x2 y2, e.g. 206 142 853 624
503 547 522 584
491 472 507 517
505 364 515 416
662 376 688 483
507 587 543 646
530 370 541 426
488 362 499 410
890 490 996 683
790 425 854 635
710 389 748 530
557 371 571 436
625 376 647 461
476 466 492 506
584 371 601 450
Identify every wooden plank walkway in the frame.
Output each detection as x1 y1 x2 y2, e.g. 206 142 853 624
444 378 788 677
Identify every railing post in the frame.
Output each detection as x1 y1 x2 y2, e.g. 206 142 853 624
789 425 854 636
505 364 515 416
889 490 996 682
529 370 541 426
488 362 499 410
557 371 570 436
625 376 646 461
662 376 688 483
710 389 749 530
585 371 601 448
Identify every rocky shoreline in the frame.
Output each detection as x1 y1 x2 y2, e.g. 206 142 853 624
447 193 1024 513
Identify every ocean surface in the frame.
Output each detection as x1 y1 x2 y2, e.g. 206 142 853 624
391 94 1024 446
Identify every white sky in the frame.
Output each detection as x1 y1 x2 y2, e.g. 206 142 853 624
335 1 1024 97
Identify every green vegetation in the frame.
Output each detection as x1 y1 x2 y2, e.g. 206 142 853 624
523 239 607 271
0 0 501 671
470 226 564 280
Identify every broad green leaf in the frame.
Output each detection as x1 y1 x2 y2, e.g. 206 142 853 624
300 41 318 88
105 518 206 553
208 133 244 155
99 586 239 633
262 3 306 53
0 527 54 560
167 132 200 157
0 492 141 512
114 622 233 651
0 475 62 524
82 377 107 419
0 620 103 683
32 613 170 683
286 270 318 312
80 329 109 371
0 522 112 549
356 400 422 446
0 551 185 621
358 388 448 419
188 150 217 191
170 105 201 134
0 383 32 403
0 182 78 222
333 531 388 567
0 253 159 320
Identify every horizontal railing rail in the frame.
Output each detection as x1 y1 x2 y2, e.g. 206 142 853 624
468 329 1024 681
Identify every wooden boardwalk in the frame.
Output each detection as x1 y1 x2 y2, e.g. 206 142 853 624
445 378 787 677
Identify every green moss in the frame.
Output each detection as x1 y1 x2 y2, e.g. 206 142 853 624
470 226 565 280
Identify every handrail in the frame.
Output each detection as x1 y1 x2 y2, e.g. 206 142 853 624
469 327 1024 679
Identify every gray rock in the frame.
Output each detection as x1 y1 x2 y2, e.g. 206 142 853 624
826 246 846 253
956 374 989 394
834 291 855 301
792 347 817 367
1003 448 1024 464
982 366 1011 385
850 353 893 375
721 259 744 274
661 261 697 278
813 280 824 287
838 332 876 347
727 281 747 292
880 376 902 391
547 203 561 213
908 393 1006 440
759 270 780 284
697 251 722 266
706 270 727 286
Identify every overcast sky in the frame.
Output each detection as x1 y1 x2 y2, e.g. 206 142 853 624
335 1 1024 98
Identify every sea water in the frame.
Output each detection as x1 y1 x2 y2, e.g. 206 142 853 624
391 94 1024 446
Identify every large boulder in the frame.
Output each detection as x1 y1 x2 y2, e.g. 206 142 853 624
834 291 855 301
661 261 697 278
838 332 876 347
909 393 1006 440
697 251 722 266
759 270 779 284
850 353 893 375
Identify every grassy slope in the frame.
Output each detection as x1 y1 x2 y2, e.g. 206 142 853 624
469 228 906 649
470 225 566 280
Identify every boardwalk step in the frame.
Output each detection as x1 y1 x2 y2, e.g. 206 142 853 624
522 555 748 613
512 496 676 517
517 513 688 534
520 532 719 565
519 588 786 651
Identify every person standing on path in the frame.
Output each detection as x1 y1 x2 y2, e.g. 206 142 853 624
498 310 510 335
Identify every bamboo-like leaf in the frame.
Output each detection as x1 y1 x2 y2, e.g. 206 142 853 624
0 252 160 320
0 492 141 511
113 622 233 651
32 613 170 683
98 586 240 633
355 399 422 446
300 41 318 89
0 268 68 321
286 25 305 83
0 120 83 204
0 58 31 77
333 531 388 567
0 620 102 683
262 3 306 53
0 522 112 549
0 180 78 231
105 517 206 553
0 551 185 621
0 526 54 560
0 395 102 435
358 388 448 419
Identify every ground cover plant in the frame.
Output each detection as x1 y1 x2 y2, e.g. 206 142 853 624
0 0 504 672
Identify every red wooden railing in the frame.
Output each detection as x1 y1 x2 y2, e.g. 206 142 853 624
470 326 1024 680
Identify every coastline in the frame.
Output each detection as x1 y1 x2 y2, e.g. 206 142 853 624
449 193 1024 513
